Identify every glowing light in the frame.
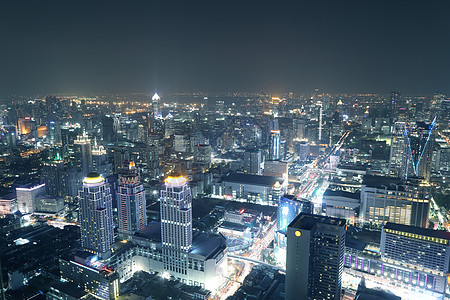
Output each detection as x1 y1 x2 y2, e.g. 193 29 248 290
129 161 135 169
165 174 187 187
83 173 104 184
295 230 301 237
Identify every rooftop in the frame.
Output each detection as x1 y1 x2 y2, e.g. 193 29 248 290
362 175 405 191
222 172 283 186
384 222 450 241
289 213 346 230
323 190 360 200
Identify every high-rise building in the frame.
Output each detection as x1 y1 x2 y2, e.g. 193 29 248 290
73 132 92 177
17 117 31 135
41 153 65 197
92 143 113 177
79 173 114 259
390 91 401 117
16 183 45 214
285 213 346 300
152 92 161 118
388 122 406 177
360 175 430 227
269 130 281 161
102 115 116 142
274 195 313 267
243 149 262 175
160 174 192 274
402 118 436 181
117 162 146 237
193 144 212 169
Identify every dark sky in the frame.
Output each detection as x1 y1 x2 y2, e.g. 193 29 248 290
1 0 450 95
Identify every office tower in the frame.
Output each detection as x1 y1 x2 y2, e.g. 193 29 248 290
41 153 65 197
46 95 61 122
60 253 119 300
17 117 31 135
243 149 262 175
263 160 288 178
102 115 116 142
73 132 92 176
92 143 113 177
360 175 430 227
296 117 306 139
269 130 281 160
160 174 192 274
193 144 212 169
388 122 406 177
285 213 346 300
117 162 146 237
16 184 45 214
147 134 160 179
318 102 323 141
79 173 114 259
152 92 161 118
274 195 313 267
174 134 187 152
402 118 436 181
390 91 400 117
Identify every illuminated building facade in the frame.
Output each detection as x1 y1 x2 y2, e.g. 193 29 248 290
243 149 262 175
16 183 45 214
269 130 281 160
152 92 161 118
117 162 146 237
161 174 193 275
73 133 93 176
274 195 313 267
388 122 406 178
79 173 114 259
360 175 430 227
59 252 119 300
285 213 346 300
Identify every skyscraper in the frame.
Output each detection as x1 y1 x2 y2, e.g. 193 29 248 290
79 173 114 259
160 174 192 275
243 149 262 175
402 118 436 181
388 122 406 177
285 213 346 300
117 161 146 237
41 153 65 197
73 132 92 177
269 130 281 161
390 91 401 118
152 92 161 118
92 143 113 177
16 183 46 214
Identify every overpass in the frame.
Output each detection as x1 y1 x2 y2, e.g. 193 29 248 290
228 254 286 273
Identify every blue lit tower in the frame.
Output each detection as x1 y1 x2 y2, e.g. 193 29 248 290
274 195 313 267
402 117 436 181
79 173 114 259
160 174 192 275
117 161 147 237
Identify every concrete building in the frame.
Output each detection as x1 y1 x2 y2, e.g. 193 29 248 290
79 173 114 259
263 160 288 178
193 144 212 169
214 173 286 206
360 175 430 227
0 192 17 216
285 213 346 300
16 183 45 214
243 149 262 175
59 252 119 300
73 133 92 177
117 162 146 238
322 190 360 222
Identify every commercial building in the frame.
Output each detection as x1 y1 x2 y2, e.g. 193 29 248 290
263 160 288 178
79 173 114 259
117 161 147 237
59 252 119 300
274 195 313 267
73 132 92 176
16 183 45 214
0 192 17 216
381 222 450 278
360 175 430 227
193 144 212 169
92 143 113 177
243 149 262 175
285 213 346 300
322 190 360 222
269 130 281 160
388 122 406 178
213 173 286 206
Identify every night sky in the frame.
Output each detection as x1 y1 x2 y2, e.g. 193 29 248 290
1 0 450 95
